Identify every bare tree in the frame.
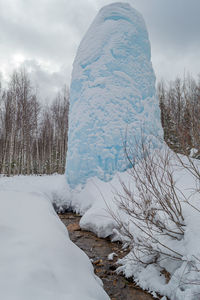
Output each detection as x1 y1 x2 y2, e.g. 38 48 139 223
0 68 69 176
158 74 200 156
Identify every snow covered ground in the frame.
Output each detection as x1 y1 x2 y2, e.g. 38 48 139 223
0 177 109 300
1 150 200 300
74 152 200 300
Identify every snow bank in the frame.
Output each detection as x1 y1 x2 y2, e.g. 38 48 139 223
66 2 162 188
0 182 109 299
0 174 70 211
1 151 200 299
67 152 200 300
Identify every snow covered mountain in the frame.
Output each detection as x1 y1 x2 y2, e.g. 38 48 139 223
66 2 162 188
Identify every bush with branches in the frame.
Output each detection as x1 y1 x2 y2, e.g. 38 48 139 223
111 140 200 299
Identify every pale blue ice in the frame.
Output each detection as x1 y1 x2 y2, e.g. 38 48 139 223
66 3 162 188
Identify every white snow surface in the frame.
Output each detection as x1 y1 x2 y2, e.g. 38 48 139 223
1 151 200 299
66 2 162 188
108 253 117 261
0 175 109 300
72 152 200 300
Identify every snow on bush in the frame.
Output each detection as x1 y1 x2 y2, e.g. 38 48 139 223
111 146 200 300
65 146 200 300
1 146 200 299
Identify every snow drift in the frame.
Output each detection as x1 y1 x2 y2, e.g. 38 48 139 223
1 155 200 300
67 152 200 300
0 187 109 300
66 2 162 188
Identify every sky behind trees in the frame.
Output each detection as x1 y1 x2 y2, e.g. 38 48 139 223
0 0 199 100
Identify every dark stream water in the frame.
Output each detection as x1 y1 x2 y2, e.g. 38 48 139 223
59 212 155 300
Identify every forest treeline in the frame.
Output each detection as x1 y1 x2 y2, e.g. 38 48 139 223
0 68 199 176
158 74 200 156
0 69 69 175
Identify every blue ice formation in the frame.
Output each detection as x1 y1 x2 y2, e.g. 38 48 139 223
66 2 162 188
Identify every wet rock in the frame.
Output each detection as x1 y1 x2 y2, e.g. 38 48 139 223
67 223 81 232
59 212 155 300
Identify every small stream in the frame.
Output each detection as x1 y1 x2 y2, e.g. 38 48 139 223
59 212 155 300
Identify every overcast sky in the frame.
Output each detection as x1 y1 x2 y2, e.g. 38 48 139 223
0 0 199 101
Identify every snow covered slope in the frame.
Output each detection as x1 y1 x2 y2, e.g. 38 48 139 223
1 161 200 300
0 188 109 300
66 2 162 188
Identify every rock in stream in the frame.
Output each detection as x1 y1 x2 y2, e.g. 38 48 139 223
59 212 155 300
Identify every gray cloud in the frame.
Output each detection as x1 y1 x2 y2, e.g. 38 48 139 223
0 0 199 101
136 0 200 51
21 59 68 102
131 0 200 79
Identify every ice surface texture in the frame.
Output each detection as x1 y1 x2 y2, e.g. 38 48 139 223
66 2 162 188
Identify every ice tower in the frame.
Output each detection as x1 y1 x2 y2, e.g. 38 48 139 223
66 2 162 188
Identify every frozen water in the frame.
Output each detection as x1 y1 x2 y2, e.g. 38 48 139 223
66 2 162 188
